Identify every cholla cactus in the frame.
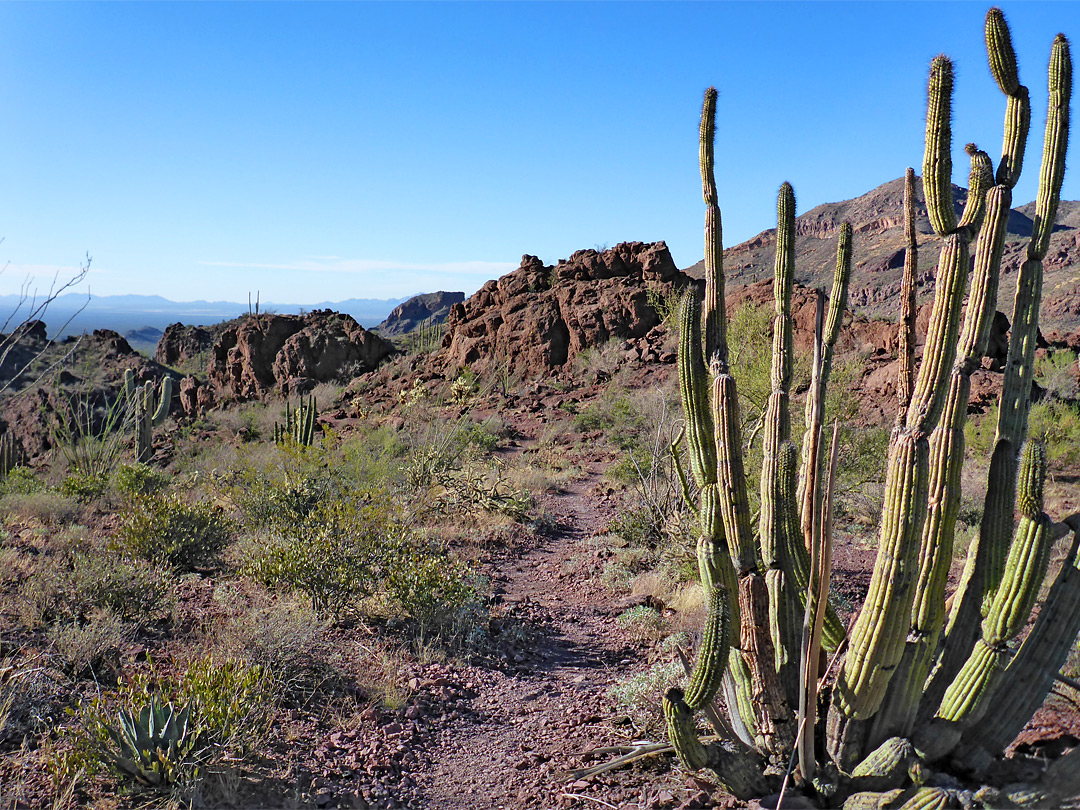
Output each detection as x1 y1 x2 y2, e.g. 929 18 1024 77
124 369 173 463
664 9 1075 807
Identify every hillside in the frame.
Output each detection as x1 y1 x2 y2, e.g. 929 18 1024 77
684 177 1080 336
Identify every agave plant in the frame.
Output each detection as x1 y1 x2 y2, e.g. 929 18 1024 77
102 693 199 787
664 8 1078 808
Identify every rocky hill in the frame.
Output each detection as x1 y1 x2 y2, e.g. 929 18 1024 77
684 177 1080 338
374 291 465 337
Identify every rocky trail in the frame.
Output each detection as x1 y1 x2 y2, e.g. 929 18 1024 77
400 457 710 810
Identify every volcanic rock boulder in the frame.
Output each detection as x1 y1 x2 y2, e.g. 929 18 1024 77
156 322 224 369
375 291 465 337
438 241 687 375
209 310 395 399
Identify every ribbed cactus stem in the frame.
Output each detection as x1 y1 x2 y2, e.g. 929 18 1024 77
898 168 917 420
798 226 852 548
684 585 730 710
924 56 957 236
701 87 726 366
915 442 1051 762
678 294 717 492
956 145 994 233
1029 34 1071 260
955 523 1080 771
987 8 1020 94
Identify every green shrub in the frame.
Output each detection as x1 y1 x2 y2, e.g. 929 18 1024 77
19 549 173 629
1028 398 1080 467
60 471 108 503
1035 348 1079 400
116 494 234 570
246 497 396 616
114 463 169 497
965 402 999 460
616 604 665 642
384 547 482 638
0 466 44 495
56 656 267 791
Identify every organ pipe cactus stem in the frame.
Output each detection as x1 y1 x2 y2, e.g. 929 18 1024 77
701 87 725 367
915 443 1051 762
924 56 957 236
798 226 852 550
683 585 730 711
924 31 1071 717
897 168 918 420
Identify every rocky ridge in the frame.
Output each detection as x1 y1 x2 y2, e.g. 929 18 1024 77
374 291 465 337
685 177 1080 337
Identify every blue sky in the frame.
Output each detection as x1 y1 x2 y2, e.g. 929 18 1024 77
0 1 1076 305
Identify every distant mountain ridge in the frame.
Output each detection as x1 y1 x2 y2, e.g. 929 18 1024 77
0 292 408 339
684 176 1080 336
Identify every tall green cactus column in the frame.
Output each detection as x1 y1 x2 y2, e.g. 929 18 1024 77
920 27 1071 724
125 369 173 463
827 55 988 771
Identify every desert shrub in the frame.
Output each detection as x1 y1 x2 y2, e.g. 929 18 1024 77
211 596 335 704
0 466 44 495
965 402 999 460
50 390 131 481
114 462 169 497
47 608 131 676
1028 398 1080 467
1035 348 1079 400
59 470 108 503
116 494 234 570
608 656 684 733
246 496 398 616
341 424 410 486
384 547 483 640
616 604 665 642
55 656 267 792
18 549 173 629
227 441 341 532
0 491 79 526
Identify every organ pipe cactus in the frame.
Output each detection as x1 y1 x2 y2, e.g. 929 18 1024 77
124 368 173 463
663 9 1076 806
274 395 318 446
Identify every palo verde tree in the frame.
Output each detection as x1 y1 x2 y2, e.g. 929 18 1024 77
664 9 1078 808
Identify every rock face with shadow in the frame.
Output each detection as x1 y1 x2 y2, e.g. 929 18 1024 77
436 241 689 376
375 291 466 337
206 310 395 400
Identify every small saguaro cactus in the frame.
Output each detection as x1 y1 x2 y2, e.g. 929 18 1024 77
662 8 1076 808
0 431 17 478
274 395 318 446
124 368 173 463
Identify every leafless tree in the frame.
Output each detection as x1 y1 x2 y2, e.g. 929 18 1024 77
0 253 92 397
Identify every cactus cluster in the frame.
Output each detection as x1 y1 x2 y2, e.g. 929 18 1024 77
0 431 17 478
664 9 1076 807
274 395 318 446
124 369 173 463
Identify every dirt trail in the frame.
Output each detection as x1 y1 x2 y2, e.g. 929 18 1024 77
412 464 698 810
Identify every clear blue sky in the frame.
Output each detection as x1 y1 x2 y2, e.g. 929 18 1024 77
0 1 1076 305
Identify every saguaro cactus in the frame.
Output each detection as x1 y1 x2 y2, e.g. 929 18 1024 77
663 9 1075 806
124 369 173 463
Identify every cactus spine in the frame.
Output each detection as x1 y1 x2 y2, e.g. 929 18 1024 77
663 8 1075 804
124 369 173 463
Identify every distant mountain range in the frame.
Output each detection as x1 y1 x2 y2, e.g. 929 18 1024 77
0 293 408 340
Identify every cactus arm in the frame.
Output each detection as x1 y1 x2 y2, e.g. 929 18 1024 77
1028 34 1071 261
663 688 773 798
679 294 717 491
924 56 957 236
956 145 994 234
898 169 918 419
954 522 1080 772
700 87 726 367
151 377 173 426
683 585 731 710
987 8 1032 188
914 443 1052 762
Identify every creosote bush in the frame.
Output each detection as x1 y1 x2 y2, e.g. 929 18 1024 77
116 493 234 570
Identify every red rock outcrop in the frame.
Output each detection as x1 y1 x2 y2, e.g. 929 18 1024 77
209 310 395 399
436 242 688 375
